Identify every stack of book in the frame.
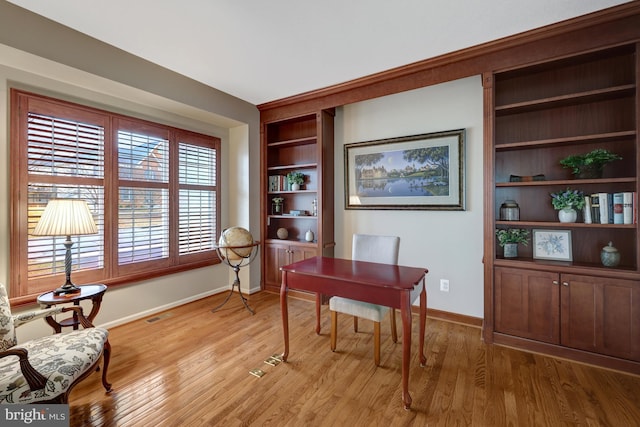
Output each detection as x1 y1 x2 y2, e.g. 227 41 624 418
268 175 289 192
583 192 637 224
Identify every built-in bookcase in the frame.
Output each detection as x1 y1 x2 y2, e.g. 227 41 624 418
260 110 335 293
484 43 640 374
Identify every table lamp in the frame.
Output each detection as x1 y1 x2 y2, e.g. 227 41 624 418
32 199 98 295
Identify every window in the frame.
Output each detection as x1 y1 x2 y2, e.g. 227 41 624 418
10 90 221 300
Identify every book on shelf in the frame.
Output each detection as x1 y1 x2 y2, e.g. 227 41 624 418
587 192 636 224
622 191 637 224
268 175 290 192
596 193 610 224
613 192 624 224
583 196 592 224
590 193 601 224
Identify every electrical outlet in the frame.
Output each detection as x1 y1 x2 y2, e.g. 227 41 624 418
440 279 450 292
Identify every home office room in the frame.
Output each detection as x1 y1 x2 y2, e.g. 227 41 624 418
1 1 640 426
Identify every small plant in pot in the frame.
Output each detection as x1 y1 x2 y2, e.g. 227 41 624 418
495 228 530 258
287 172 305 191
550 188 585 223
559 148 622 179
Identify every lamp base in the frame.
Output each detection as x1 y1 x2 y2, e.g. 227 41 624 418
53 284 81 296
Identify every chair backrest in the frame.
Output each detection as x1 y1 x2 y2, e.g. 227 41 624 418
0 282 17 351
352 234 400 265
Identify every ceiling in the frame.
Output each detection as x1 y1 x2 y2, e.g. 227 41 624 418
8 0 631 106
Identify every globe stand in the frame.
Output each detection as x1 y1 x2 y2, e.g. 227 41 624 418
212 241 260 315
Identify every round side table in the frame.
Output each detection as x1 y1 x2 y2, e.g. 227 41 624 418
37 284 107 333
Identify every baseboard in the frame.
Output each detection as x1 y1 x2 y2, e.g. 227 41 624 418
97 286 228 330
420 307 483 328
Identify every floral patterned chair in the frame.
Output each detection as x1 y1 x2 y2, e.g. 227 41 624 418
0 282 111 404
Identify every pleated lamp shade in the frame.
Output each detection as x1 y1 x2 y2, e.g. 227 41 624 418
32 199 98 237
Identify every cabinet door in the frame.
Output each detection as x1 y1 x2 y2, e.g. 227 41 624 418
264 243 291 289
290 246 317 264
495 267 560 343
561 274 640 361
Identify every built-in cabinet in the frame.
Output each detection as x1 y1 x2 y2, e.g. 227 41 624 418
263 242 317 291
260 110 335 293
495 267 640 361
484 44 640 373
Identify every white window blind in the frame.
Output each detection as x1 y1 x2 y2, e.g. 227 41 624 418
27 113 104 177
178 142 217 255
117 131 169 265
26 113 105 280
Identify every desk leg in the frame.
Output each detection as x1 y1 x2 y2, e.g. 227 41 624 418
280 272 289 362
401 291 412 410
315 293 321 335
419 278 427 366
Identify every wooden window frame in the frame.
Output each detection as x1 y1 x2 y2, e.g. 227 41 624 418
9 89 221 305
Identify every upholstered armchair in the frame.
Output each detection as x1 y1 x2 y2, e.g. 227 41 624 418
329 234 400 366
0 282 111 404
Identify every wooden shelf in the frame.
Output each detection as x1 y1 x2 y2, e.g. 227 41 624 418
267 136 316 148
495 84 635 114
269 215 317 220
496 177 636 187
268 189 317 194
495 131 636 151
495 220 636 228
267 163 317 171
493 258 639 277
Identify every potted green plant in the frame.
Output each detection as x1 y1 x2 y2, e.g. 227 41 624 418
550 188 585 223
559 148 622 179
287 172 305 191
495 228 529 258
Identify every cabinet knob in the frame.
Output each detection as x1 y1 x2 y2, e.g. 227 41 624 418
552 280 559 285
562 281 569 287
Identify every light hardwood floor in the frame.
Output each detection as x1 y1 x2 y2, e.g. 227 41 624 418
68 291 640 426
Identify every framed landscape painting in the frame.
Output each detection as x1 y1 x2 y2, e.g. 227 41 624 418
344 129 465 210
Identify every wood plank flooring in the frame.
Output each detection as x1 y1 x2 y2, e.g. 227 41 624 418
68 291 640 426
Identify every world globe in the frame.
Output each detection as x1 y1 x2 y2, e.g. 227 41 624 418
218 227 254 261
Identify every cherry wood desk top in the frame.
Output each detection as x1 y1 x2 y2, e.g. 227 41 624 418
280 256 428 409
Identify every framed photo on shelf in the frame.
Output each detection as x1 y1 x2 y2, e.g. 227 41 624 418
344 129 465 210
533 229 573 261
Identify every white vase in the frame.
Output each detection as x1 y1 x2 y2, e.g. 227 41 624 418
558 208 577 223
305 229 314 242
291 183 300 191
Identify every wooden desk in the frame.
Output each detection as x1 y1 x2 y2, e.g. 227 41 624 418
280 256 428 409
37 284 107 332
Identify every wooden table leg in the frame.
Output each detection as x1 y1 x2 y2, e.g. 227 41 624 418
401 291 412 410
280 271 290 362
315 293 321 335
44 315 62 334
87 293 104 324
419 278 427 366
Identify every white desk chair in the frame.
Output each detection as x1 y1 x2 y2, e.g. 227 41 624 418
329 234 399 365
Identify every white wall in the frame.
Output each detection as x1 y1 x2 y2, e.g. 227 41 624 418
0 44 257 342
334 76 484 318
